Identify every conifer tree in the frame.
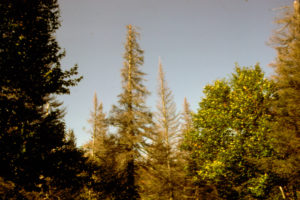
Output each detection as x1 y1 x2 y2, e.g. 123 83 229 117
84 93 128 199
87 93 108 159
143 60 182 200
180 98 194 161
155 60 181 200
156 60 180 152
110 25 153 199
83 93 109 199
0 0 86 198
179 98 201 200
181 98 193 137
267 1 300 198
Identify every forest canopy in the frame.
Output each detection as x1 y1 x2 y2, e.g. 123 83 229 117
0 0 299 199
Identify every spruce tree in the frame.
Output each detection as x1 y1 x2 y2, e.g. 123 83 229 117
180 97 194 166
0 0 86 198
110 25 153 199
155 60 181 200
84 93 127 199
83 93 109 199
179 98 202 200
156 60 180 153
87 93 108 159
143 60 181 200
267 1 300 198
181 98 193 137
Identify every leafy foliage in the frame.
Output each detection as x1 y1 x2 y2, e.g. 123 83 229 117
2 1 300 199
186 64 276 199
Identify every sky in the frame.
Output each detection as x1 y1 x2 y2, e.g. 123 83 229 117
56 0 293 146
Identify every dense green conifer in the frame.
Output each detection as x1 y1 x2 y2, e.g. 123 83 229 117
0 1 86 198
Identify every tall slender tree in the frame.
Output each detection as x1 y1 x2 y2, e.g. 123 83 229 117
267 1 300 198
179 98 202 200
181 98 193 138
156 59 180 151
142 59 182 200
155 60 181 200
84 93 128 200
87 93 108 159
180 97 194 166
110 25 153 199
83 93 109 199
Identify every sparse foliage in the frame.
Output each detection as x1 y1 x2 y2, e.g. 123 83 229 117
265 1 300 198
142 60 183 200
110 25 154 199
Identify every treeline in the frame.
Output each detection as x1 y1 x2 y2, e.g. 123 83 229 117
0 0 299 200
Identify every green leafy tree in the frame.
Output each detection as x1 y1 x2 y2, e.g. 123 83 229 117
265 1 300 198
110 25 153 200
179 98 212 200
0 0 86 198
186 64 276 199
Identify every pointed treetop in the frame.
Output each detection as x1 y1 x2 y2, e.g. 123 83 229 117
294 0 299 13
158 57 166 90
183 97 189 111
93 92 98 109
181 97 193 135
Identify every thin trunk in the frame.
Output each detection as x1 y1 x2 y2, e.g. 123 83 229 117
279 186 286 199
92 124 95 159
127 25 136 199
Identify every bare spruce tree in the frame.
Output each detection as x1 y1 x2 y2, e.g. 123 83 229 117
82 93 109 199
143 59 182 200
87 93 108 160
181 97 193 137
86 93 130 199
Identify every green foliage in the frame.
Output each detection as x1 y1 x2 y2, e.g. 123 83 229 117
186 64 276 199
4 1 300 199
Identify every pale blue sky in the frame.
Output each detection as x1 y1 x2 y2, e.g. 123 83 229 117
56 0 293 146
